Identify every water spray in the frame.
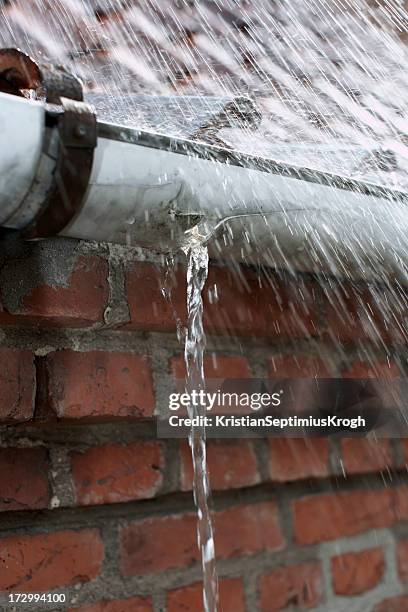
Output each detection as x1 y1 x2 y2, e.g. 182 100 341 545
1 48 408 282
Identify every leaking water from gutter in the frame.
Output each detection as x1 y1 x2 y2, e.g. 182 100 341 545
3 0 408 609
182 238 218 612
162 226 218 611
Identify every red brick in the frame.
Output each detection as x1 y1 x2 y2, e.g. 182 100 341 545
0 349 36 422
205 266 266 336
171 354 251 379
126 262 317 338
395 486 408 520
259 562 323 611
204 266 317 338
397 539 408 582
121 501 284 575
121 512 197 576
374 596 408 612
0 448 50 511
294 488 408 545
331 548 384 595
44 350 155 419
0 529 104 591
324 283 388 343
167 578 245 612
342 360 400 379
378 287 408 345
341 439 393 474
268 353 332 377
0 255 108 328
69 597 152 612
180 440 260 491
71 442 164 506
215 501 284 558
400 440 408 468
269 438 329 482
125 262 186 331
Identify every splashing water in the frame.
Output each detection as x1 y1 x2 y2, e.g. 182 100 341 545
183 240 218 612
3 0 408 608
3 0 408 169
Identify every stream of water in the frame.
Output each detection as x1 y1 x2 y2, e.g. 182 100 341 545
3 2 408 610
183 241 218 612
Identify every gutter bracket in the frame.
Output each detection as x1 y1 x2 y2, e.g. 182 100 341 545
23 97 97 239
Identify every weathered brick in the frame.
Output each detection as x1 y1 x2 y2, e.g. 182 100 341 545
341 439 393 474
71 442 164 506
125 262 186 331
400 440 408 470
294 488 408 545
170 354 251 379
69 597 152 612
180 440 260 491
167 578 245 612
205 265 266 336
395 486 408 520
0 254 108 328
203 266 317 338
0 448 50 511
374 595 408 611
342 360 400 379
0 529 104 591
268 353 332 377
121 512 197 576
0 349 36 423
120 501 284 575
324 282 388 343
331 548 384 595
397 539 408 583
44 350 155 419
126 262 317 337
269 438 329 482
259 562 323 611
215 501 284 558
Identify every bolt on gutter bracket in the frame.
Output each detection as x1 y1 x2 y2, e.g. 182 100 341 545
23 97 97 239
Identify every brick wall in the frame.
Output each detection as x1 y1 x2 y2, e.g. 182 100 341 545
0 236 407 611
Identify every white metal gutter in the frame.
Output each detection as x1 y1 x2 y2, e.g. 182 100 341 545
1 92 408 281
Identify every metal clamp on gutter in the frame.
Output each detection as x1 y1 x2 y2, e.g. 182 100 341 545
0 48 96 238
24 97 97 239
